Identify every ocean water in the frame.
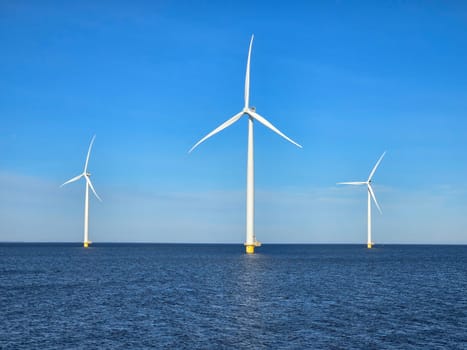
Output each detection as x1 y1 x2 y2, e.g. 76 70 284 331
0 244 466 349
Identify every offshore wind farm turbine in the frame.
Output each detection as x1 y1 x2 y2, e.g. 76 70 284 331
337 152 386 249
189 35 302 254
61 135 101 248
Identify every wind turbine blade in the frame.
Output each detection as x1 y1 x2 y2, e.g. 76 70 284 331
60 174 83 187
248 111 302 148
368 151 386 182
86 176 102 202
188 111 244 153
244 34 254 109
368 184 382 214
84 135 96 173
337 181 367 185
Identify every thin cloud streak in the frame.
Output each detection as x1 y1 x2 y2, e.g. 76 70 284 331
1 172 466 244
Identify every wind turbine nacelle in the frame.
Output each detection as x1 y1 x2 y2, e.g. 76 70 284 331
249 106 256 112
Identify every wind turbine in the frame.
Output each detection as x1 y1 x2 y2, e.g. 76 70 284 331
337 152 386 249
189 34 302 254
61 135 102 248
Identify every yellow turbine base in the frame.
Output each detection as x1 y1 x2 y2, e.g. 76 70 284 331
245 245 255 254
84 242 89 248
367 243 373 249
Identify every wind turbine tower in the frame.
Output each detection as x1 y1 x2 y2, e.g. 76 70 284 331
61 135 102 248
338 152 386 249
189 35 302 254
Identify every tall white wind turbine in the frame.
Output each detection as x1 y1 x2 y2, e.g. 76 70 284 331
337 152 386 249
189 35 302 254
61 135 102 248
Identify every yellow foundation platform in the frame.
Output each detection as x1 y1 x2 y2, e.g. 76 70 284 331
84 242 89 248
245 245 255 254
367 242 373 249
244 241 261 254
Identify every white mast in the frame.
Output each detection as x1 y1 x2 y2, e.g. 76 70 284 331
367 188 371 248
84 180 90 247
246 115 255 251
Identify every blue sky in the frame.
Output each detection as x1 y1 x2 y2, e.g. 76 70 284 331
1 1 467 243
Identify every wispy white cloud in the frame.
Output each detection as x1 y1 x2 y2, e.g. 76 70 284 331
1 171 466 244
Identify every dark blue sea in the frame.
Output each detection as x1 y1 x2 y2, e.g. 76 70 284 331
0 244 466 349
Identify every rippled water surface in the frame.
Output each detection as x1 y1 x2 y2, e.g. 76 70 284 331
1 244 466 349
